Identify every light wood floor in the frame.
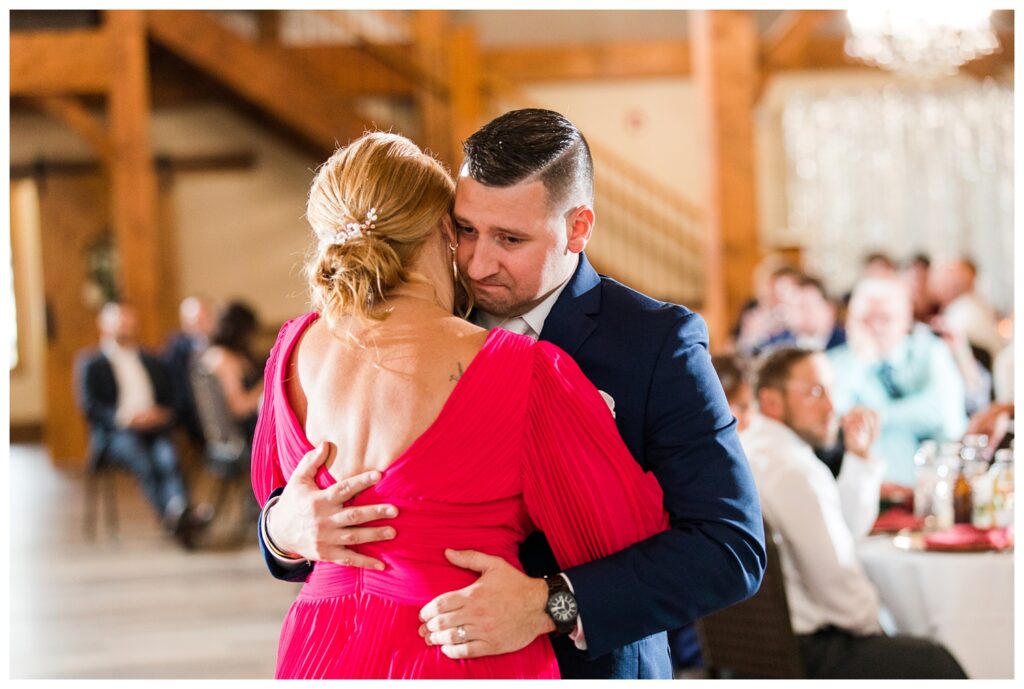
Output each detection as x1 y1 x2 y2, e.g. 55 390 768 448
9 444 300 679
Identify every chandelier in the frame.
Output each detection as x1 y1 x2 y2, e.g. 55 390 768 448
845 8 1000 78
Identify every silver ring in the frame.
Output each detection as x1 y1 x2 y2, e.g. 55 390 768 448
456 625 467 643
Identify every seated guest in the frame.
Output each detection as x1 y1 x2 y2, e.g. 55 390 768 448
829 277 967 486
734 262 801 354
162 295 217 445
930 256 1006 367
902 253 938 324
76 302 209 549
712 353 754 432
742 347 966 679
197 301 264 441
756 275 845 354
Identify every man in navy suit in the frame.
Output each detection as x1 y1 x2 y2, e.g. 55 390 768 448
161 295 217 446
77 302 206 549
257 109 765 678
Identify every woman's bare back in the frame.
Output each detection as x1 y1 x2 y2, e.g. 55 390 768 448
283 302 489 481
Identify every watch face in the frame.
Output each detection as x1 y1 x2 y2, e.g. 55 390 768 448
549 591 578 623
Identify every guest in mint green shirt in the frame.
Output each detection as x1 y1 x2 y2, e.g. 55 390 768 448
828 277 968 486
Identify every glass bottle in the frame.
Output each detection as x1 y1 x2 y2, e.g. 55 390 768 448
913 440 939 519
990 449 1015 529
953 461 973 524
932 444 960 530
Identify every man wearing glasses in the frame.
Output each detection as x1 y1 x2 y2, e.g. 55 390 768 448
740 346 966 678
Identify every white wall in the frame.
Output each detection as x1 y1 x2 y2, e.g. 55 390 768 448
9 181 47 425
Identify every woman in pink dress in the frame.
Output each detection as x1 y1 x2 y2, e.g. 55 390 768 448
251 132 668 679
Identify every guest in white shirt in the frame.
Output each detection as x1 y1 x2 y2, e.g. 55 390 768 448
76 302 208 549
742 347 966 678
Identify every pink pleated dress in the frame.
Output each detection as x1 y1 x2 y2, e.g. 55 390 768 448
251 312 668 679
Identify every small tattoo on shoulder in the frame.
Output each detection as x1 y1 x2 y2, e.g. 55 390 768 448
450 362 465 382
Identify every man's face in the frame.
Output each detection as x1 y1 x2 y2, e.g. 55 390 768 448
788 286 834 337
453 176 579 318
778 354 839 449
101 305 138 347
847 291 911 360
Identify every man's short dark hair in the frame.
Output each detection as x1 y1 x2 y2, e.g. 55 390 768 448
754 347 816 396
770 265 801 281
712 353 749 401
863 251 896 270
461 108 594 209
797 274 828 301
908 252 931 270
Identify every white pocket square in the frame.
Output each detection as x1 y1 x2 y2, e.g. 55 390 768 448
598 390 616 418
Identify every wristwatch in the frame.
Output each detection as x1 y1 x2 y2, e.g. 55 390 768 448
543 574 579 635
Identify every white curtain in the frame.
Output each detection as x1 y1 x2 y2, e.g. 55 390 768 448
782 80 1013 313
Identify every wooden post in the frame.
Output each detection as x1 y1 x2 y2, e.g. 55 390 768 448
258 10 280 43
692 10 761 349
104 10 167 345
448 25 482 171
413 10 451 166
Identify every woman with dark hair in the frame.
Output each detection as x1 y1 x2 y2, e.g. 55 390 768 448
200 301 264 439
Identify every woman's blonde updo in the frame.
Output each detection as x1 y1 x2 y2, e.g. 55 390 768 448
304 132 456 328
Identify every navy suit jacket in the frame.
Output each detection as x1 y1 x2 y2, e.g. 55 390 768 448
257 254 766 679
161 332 206 444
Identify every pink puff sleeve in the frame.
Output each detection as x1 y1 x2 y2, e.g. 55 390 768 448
521 341 669 570
250 320 292 506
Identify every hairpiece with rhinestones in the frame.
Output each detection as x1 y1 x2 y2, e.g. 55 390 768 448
321 207 379 248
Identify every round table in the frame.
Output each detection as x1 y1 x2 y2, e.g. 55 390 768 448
857 534 1014 679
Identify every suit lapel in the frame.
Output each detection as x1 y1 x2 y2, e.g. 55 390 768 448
539 253 601 356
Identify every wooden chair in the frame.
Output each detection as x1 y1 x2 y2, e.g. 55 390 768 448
188 361 254 540
695 521 806 679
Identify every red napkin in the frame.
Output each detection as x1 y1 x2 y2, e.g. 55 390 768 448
871 507 925 534
923 525 1014 552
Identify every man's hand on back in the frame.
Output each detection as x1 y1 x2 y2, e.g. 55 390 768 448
267 441 398 569
418 549 554 659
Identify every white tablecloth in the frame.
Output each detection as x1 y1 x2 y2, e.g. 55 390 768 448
857 535 1014 679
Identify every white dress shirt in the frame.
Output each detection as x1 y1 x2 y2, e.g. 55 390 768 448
100 338 156 428
740 413 885 636
472 275 570 340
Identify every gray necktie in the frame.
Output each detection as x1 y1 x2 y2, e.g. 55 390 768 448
502 317 536 339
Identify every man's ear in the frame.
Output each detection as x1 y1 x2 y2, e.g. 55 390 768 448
565 205 595 254
757 387 783 420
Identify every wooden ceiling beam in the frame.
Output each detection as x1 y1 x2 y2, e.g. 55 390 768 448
10 28 111 95
146 9 368 153
484 39 692 82
284 46 417 97
760 10 837 70
28 96 112 163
